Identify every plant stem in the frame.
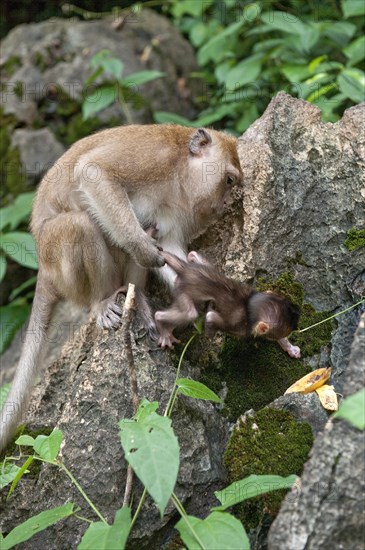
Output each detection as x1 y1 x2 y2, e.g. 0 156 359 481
57 461 108 525
130 487 147 529
171 492 206 550
164 331 199 417
296 297 365 333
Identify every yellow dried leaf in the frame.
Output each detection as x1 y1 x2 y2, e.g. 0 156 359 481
315 384 338 411
285 367 331 395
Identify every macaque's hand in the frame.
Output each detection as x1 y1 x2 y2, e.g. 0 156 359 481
136 234 165 268
278 338 301 359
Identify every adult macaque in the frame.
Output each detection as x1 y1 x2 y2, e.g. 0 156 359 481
155 251 301 358
0 124 242 452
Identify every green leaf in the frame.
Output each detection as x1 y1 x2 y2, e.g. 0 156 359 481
325 21 356 46
306 82 338 103
119 406 179 515
0 232 38 269
90 49 112 68
194 104 238 126
9 275 37 301
261 11 307 36
337 68 365 102
281 63 311 83
121 70 165 87
2 503 74 550
33 429 63 461
214 474 298 510
82 86 116 120
175 511 249 550
0 383 11 410
134 399 159 422
84 66 104 87
334 388 365 429
0 303 31 354
344 36 365 66
0 254 7 282
7 455 33 498
225 54 263 90
153 112 196 126
236 103 259 133
176 379 223 403
190 22 209 47
342 0 365 17
78 507 131 550
101 58 123 79
0 463 21 490
15 435 36 447
198 19 245 65
0 192 35 232
170 0 210 18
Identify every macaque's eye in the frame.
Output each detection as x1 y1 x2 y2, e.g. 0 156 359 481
226 174 236 185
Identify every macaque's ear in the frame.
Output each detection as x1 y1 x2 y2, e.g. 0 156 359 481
189 129 212 156
253 321 270 336
205 309 220 337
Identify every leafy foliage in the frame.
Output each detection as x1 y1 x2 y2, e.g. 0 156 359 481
334 388 365 429
166 0 365 132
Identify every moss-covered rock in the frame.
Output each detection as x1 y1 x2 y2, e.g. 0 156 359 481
223 408 313 530
344 228 365 251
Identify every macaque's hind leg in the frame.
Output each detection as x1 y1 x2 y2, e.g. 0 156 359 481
93 286 127 329
155 293 198 349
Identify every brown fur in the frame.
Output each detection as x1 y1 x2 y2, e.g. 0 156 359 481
0 124 242 452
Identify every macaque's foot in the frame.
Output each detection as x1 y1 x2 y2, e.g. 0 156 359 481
95 287 127 329
277 338 301 359
158 333 181 349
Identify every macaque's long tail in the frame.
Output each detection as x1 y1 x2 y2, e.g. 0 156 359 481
0 279 56 452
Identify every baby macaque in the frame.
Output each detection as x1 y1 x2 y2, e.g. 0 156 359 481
155 251 301 358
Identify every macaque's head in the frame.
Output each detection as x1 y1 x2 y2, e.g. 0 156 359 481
187 128 243 225
249 292 300 341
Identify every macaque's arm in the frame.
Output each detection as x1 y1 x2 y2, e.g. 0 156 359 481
277 338 301 358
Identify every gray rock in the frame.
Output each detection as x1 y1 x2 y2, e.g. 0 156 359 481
11 128 65 184
268 393 329 436
268 314 365 550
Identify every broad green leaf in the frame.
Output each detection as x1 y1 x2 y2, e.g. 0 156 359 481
134 399 159 422
194 104 238 126
0 232 38 269
342 0 365 17
175 511 249 550
170 0 211 18
344 36 365 66
0 463 21 490
0 192 35 231
214 474 298 510
119 409 179 515
198 19 245 65
334 388 365 429
1 503 74 550
9 275 37 301
0 303 31 354
325 21 356 46
101 58 123 79
0 254 7 282
84 66 104 87
337 68 365 102
281 63 311 83
7 456 33 498
33 429 63 461
236 104 259 133
121 70 165 87
176 379 223 403
225 54 263 90
78 507 131 550
0 383 11 410
307 82 337 103
261 11 307 36
82 86 116 119
15 435 36 446
153 112 196 126
190 22 209 47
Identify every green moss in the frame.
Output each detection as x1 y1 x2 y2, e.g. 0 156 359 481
4 146 27 196
2 56 21 76
32 51 48 71
56 113 104 146
257 271 304 307
344 228 365 251
201 336 311 421
223 408 313 529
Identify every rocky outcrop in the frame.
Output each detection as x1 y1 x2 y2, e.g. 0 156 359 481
268 314 365 550
1 92 364 548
